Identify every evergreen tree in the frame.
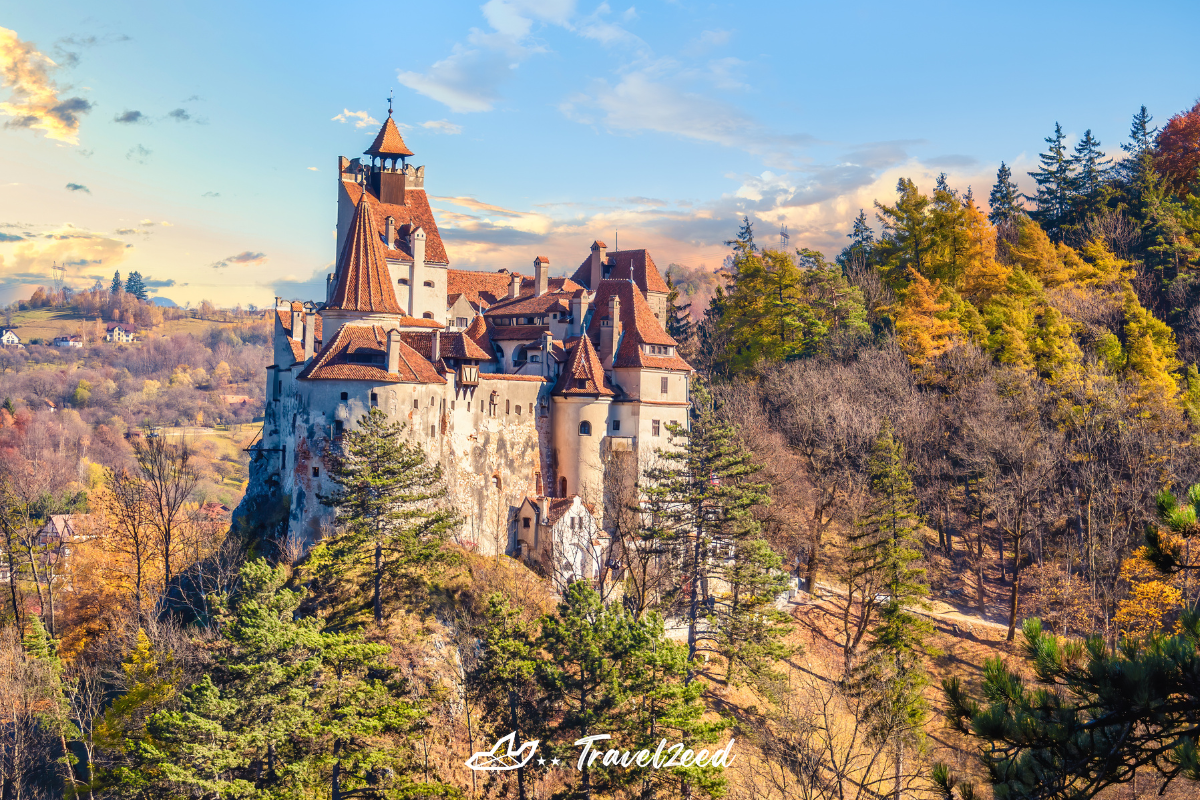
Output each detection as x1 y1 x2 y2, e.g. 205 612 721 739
124 271 148 301
664 272 695 347
713 537 791 688
930 176 971 285
1027 123 1076 242
104 560 445 799
315 407 457 624
847 420 933 800
538 581 726 800
109 270 123 295
839 209 876 271
988 162 1023 225
723 215 756 256
1069 129 1112 223
875 178 935 284
943 615 1200 799
641 381 783 683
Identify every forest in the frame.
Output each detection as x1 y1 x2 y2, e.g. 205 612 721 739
0 99 1199 800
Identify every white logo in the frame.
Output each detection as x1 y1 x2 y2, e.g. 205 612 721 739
465 732 736 772
465 732 540 771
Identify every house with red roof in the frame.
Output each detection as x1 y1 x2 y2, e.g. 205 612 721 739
256 109 693 573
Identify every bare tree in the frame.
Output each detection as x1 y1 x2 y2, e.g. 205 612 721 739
132 437 199 590
102 468 158 623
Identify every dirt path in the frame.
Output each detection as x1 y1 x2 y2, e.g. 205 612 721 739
802 581 1010 632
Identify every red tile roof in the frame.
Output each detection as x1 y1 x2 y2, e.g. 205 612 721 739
553 335 613 397
400 331 490 361
464 315 491 351
484 290 573 317
365 116 414 158
327 196 404 315
570 248 669 294
298 325 445 384
489 325 551 341
341 181 449 265
478 373 547 382
446 270 582 309
276 308 324 343
586 280 692 371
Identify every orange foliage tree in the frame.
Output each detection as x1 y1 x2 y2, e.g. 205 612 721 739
1155 100 1200 196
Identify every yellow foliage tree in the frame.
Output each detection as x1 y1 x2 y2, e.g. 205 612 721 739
1114 548 1183 640
1002 217 1069 288
959 202 1011 303
889 268 959 364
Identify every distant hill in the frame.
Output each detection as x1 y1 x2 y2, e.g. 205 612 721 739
152 297 179 308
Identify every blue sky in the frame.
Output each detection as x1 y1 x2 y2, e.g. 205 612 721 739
1 0 1198 307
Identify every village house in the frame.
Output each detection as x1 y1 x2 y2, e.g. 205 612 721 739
251 108 693 583
52 334 83 348
0 328 21 347
105 323 137 343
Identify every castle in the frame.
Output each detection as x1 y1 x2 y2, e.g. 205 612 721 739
253 109 693 585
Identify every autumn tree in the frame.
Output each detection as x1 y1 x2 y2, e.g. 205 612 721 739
132 436 200 591
1155 99 1200 197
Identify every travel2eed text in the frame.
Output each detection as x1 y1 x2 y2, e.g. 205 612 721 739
465 732 737 772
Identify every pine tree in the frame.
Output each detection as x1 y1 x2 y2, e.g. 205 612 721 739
109 270 123 295
930 175 971 285
713 536 791 688
988 162 1023 225
107 560 442 799
641 380 780 681
538 582 728 800
1070 129 1112 223
848 420 933 800
874 178 935 284
723 215 756 255
665 272 695 347
722 247 828 372
1027 123 1076 242
124 271 148 301
316 407 457 624
839 209 876 271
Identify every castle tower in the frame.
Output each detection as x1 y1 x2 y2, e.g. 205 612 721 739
551 335 613 509
366 107 416 205
323 194 405 330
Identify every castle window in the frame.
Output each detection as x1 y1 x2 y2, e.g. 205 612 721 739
652 419 661 437
340 391 348 401
506 399 510 414
529 404 534 415
493 475 502 490
579 421 592 436
431 424 436 436
612 419 620 432
523 517 531 529
424 280 434 288
334 420 344 436
456 317 468 327
399 278 409 286
422 312 434 319
371 392 378 407
560 477 567 496
451 400 455 410
551 313 558 319
312 467 320 478
515 404 522 415
661 376 669 394
414 399 419 409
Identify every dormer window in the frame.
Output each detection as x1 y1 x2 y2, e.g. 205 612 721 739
645 344 672 356
423 312 434 319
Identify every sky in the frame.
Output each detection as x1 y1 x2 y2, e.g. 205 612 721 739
1 0 1198 308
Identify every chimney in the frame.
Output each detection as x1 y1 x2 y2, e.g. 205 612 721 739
303 309 315 361
432 328 441 363
387 328 401 374
534 256 549 296
326 274 333 303
538 496 549 524
385 216 395 250
290 306 302 341
412 227 426 268
571 291 592 338
541 330 554 378
589 240 607 289
600 293 621 367
509 271 521 299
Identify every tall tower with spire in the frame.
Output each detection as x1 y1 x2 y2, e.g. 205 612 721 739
365 100 415 205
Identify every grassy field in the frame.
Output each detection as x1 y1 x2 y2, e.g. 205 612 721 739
5 307 246 344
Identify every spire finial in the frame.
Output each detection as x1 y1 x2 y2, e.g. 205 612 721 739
387 89 394 117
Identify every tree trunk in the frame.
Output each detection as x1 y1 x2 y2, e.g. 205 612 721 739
331 740 343 800
1007 531 1023 642
373 540 383 624
894 739 902 800
509 690 525 800
804 543 821 594
686 521 703 677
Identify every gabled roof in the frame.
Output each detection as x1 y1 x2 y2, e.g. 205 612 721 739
570 248 669 294
341 181 449 265
587 280 692 371
484 289 573 318
327 196 404 315
298 325 445 384
276 306 324 344
553 335 613 397
365 116 414 158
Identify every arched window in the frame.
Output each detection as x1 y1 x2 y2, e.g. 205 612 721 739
423 280 435 288
579 421 592 435
398 278 409 286
422 312 434 319
560 476 567 497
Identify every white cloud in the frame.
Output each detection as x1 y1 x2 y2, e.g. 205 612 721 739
397 0 575 113
307 166 319 171
331 109 379 129
422 119 463 134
